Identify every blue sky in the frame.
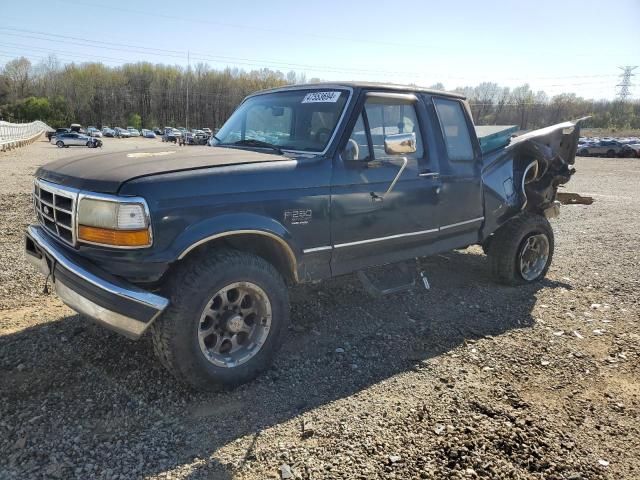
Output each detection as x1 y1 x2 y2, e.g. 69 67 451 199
1 0 639 99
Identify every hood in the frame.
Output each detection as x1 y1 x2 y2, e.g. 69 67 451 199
36 145 289 193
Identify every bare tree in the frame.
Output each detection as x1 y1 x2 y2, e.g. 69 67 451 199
2 57 32 100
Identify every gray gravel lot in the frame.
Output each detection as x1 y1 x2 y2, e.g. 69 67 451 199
1 137 639 479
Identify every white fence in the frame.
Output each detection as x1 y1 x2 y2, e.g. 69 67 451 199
0 120 53 152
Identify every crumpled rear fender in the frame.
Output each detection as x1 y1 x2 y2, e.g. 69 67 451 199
481 118 586 238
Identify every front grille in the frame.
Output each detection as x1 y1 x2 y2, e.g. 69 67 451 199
33 179 78 246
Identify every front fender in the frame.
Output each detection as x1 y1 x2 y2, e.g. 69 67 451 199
172 212 299 262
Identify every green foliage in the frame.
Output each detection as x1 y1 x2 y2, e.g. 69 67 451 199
1 56 638 130
127 113 142 130
10 97 50 122
2 95 71 126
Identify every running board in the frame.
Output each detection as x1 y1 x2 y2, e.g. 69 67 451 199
357 262 430 296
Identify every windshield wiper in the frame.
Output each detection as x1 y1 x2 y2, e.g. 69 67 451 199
230 139 284 154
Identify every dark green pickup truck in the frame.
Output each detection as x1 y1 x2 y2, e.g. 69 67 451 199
26 82 585 390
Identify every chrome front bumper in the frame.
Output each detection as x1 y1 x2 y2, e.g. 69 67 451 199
25 225 169 339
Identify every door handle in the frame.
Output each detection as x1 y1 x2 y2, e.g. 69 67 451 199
418 172 439 179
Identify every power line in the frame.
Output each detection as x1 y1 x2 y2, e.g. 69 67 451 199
51 0 438 51
616 66 637 101
0 27 622 83
0 42 132 65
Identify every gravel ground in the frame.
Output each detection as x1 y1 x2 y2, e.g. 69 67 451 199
1 138 639 479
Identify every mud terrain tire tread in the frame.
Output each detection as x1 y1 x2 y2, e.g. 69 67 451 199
151 249 289 391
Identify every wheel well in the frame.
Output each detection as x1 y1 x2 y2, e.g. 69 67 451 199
177 233 298 284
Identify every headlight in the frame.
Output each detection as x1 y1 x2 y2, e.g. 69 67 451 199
77 196 151 248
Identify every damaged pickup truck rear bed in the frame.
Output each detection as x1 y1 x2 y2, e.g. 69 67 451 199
25 82 587 390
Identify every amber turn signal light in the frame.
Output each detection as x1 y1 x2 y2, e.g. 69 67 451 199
78 225 151 247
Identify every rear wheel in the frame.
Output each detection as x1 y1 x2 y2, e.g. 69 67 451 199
86 141 93 148
606 149 615 157
152 249 289 390
578 148 589 156
487 213 554 285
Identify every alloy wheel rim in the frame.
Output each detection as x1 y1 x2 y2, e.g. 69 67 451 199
197 281 272 368
518 233 550 281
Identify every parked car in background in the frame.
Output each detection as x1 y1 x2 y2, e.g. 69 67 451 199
161 127 180 143
621 143 640 158
102 127 115 137
141 129 156 138
202 127 212 136
577 140 624 157
51 132 101 148
114 127 131 138
153 127 163 135
127 127 141 137
87 127 103 138
46 127 70 141
186 129 209 145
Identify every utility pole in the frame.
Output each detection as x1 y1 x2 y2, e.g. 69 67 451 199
616 66 637 101
186 50 190 129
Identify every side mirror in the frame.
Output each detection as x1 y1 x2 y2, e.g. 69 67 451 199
384 132 416 155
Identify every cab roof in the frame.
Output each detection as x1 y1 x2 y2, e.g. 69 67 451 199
255 81 466 100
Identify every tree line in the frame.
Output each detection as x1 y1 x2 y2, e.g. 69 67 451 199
1 56 638 131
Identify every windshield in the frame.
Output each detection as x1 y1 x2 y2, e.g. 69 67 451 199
213 89 349 153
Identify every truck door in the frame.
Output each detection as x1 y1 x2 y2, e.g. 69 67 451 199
429 96 484 240
330 91 441 275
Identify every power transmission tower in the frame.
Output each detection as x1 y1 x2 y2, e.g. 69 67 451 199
616 66 637 101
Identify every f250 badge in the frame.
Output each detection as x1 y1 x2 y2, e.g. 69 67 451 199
283 209 312 225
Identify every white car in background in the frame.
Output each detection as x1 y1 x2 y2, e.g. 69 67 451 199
127 127 141 137
87 126 103 138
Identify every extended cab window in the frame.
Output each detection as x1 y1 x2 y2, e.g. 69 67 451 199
433 98 474 161
213 89 349 152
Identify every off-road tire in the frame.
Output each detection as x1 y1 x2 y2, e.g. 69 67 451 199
487 213 554 286
151 249 289 391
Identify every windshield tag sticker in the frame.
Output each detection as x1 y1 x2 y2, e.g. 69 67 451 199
301 91 341 103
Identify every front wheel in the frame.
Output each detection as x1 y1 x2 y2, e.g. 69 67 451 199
151 249 289 390
56 141 64 148
606 149 615 158
487 213 554 285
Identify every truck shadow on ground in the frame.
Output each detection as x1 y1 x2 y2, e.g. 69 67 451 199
1 249 572 479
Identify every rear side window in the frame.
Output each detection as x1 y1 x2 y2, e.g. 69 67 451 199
433 98 474 161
